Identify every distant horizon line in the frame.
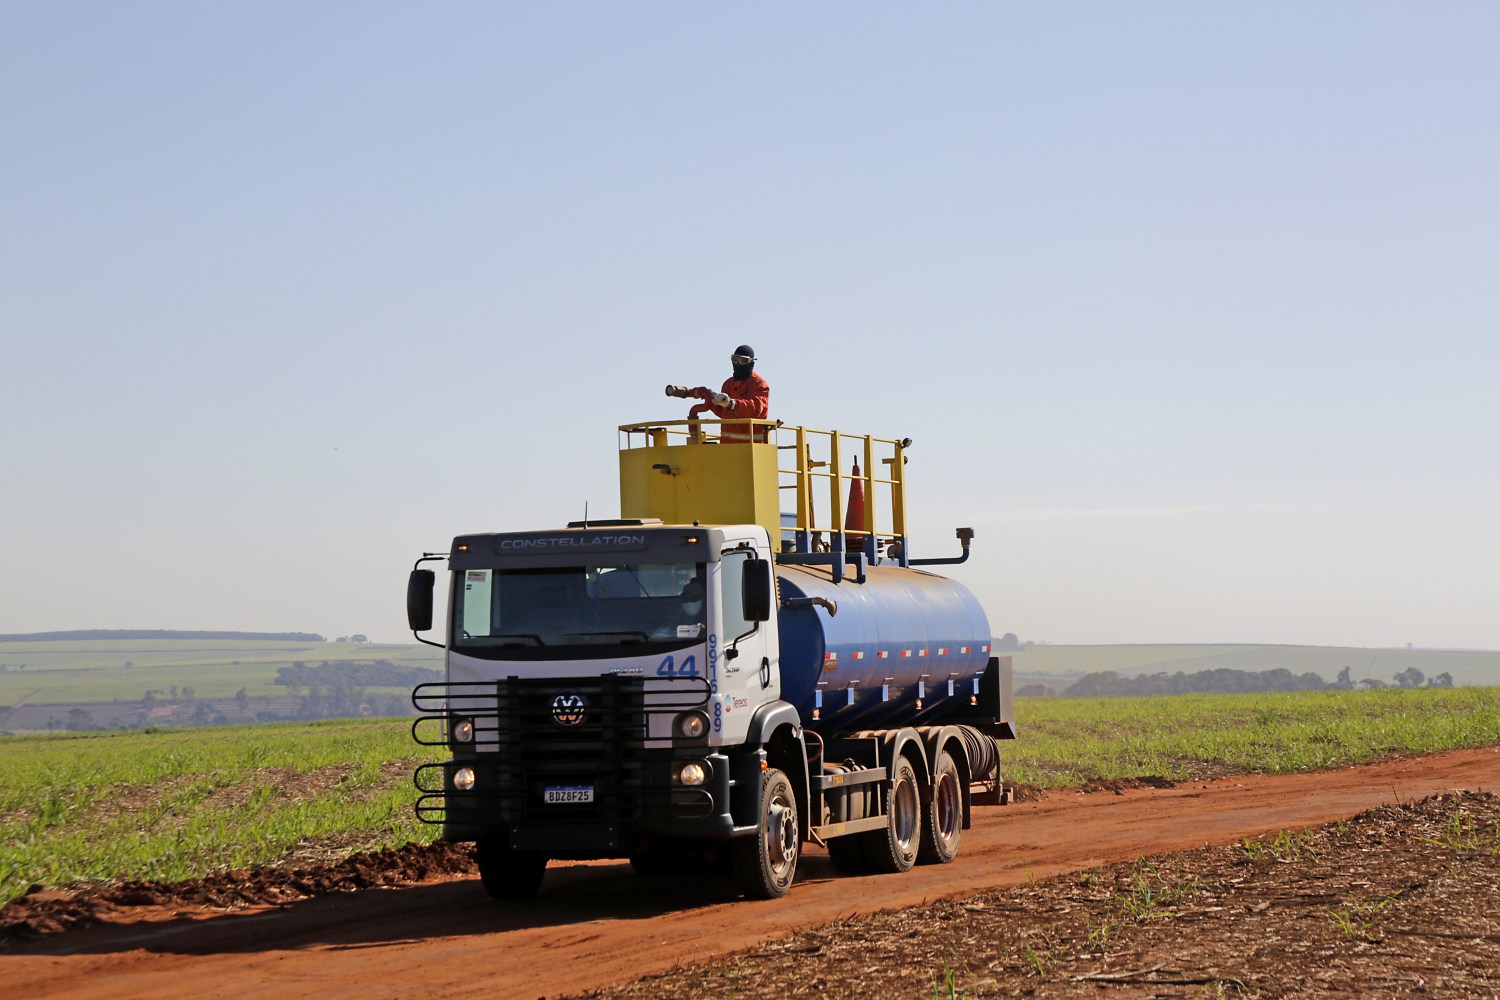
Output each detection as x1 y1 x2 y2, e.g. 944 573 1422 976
1010 641 1500 653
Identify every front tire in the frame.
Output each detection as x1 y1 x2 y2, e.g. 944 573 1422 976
859 755 920 874
475 838 547 900
733 768 800 898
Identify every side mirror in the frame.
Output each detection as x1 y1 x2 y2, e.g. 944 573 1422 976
407 569 435 633
742 559 773 622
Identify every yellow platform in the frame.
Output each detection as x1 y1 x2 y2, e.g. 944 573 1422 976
617 419 910 555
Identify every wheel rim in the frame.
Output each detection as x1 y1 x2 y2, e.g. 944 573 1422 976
892 774 918 853
767 793 797 877
935 770 960 845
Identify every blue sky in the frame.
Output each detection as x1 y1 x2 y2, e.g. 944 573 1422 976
3 3 1496 648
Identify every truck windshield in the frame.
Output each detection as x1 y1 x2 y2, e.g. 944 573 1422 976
453 562 707 658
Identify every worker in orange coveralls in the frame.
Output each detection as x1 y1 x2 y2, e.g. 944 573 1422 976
693 345 770 443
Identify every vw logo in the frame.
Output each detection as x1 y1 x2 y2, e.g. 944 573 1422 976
551 692 587 727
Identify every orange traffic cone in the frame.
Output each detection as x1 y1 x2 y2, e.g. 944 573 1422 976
844 461 866 544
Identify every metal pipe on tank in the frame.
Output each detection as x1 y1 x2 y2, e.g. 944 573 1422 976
910 527 975 566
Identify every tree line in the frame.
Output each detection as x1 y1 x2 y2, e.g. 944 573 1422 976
273 660 442 689
1022 665 1457 698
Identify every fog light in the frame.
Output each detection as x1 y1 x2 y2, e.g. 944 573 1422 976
678 762 707 786
675 711 708 739
452 766 476 791
452 718 475 743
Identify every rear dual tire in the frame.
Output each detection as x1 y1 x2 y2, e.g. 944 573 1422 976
831 749 962 874
918 749 963 865
858 755 921 874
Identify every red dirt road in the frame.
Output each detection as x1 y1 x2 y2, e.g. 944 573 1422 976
9 746 1500 999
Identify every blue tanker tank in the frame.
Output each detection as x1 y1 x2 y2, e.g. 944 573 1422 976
775 562 994 733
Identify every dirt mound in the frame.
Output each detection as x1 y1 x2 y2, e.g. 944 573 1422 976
0 840 475 944
1077 774 1177 794
0 780 1058 942
1007 775 1176 802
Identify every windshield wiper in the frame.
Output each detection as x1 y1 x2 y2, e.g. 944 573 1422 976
488 633 544 647
566 630 650 644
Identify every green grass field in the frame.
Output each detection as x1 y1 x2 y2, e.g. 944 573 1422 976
1005 686 1500 787
1008 643 1499 689
0 640 443 710
0 719 446 906
3 686 1499 908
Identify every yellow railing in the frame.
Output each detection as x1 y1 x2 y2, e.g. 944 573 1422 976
618 417 779 448
779 424 909 554
617 419 909 554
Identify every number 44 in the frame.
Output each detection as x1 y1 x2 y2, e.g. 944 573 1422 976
656 655 698 678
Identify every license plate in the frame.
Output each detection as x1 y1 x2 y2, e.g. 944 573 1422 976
544 785 594 804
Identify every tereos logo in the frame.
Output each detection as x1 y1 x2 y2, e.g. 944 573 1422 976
550 692 587 727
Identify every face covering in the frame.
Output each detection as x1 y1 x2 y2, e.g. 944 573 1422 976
732 363 754 380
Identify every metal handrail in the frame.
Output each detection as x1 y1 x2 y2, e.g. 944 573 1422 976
618 418 911 558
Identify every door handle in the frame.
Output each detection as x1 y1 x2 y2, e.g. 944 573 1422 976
759 656 771 689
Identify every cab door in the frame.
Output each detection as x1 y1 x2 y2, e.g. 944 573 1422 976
711 540 780 745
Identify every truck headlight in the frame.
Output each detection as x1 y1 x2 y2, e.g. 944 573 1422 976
675 711 709 740
677 762 707 786
451 718 475 743
452 766 477 791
